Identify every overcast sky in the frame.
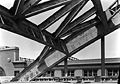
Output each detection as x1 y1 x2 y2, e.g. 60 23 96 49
0 0 120 60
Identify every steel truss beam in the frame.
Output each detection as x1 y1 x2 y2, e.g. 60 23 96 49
29 1 87 72
11 46 51 81
53 0 88 38
0 5 13 18
91 0 108 32
0 16 68 53
10 0 41 17
18 19 68 53
12 2 120 80
0 5 69 54
11 0 25 16
32 13 120 81
24 0 72 18
106 0 120 20
1 0 120 82
58 7 96 38
12 10 120 80
11 18 98 81
38 0 85 30
22 0 42 14
19 1 90 80
60 17 98 38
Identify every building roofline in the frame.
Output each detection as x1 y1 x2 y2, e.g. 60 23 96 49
58 57 120 65
0 46 19 51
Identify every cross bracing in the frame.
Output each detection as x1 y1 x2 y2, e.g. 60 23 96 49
0 0 120 82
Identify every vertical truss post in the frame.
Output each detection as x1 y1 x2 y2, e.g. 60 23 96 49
64 58 68 77
91 0 108 33
101 36 105 76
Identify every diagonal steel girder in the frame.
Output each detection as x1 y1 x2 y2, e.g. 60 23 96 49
11 2 96 81
0 6 68 54
19 19 68 53
11 0 120 81
24 0 72 18
36 0 89 64
23 0 86 72
0 0 89 56
38 0 86 30
10 0 25 16
30 0 89 75
91 0 108 32
32 0 89 69
0 16 68 54
12 9 120 81
58 7 96 37
60 16 98 38
53 0 88 38
15 46 52 81
0 5 13 18
30 12 120 81
10 0 41 17
11 18 98 81
22 0 42 14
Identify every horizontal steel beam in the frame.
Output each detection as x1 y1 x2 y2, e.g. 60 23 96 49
24 0 72 18
53 0 88 38
38 0 85 30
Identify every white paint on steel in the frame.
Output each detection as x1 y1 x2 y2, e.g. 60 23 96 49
19 65 40 82
111 11 120 25
66 26 97 53
105 9 112 21
45 50 66 67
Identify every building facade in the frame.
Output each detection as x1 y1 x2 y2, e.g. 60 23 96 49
49 57 120 78
0 46 34 82
36 57 120 82
0 46 19 76
0 46 119 82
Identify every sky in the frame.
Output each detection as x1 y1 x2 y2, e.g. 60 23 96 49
0 0 120 60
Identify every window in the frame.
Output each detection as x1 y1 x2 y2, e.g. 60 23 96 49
83 69 97 77
107 69 118 76
62 70 74 77
93 70 97 76
43 70 54 77
14 71 20 76
84 70 87 76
